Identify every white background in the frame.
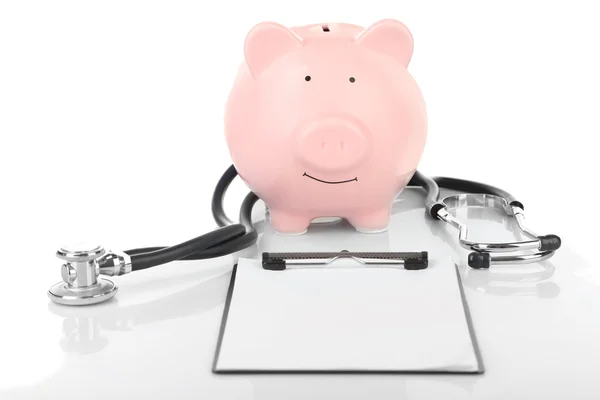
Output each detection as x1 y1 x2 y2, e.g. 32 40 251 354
0 1 599 396
1 0 598 297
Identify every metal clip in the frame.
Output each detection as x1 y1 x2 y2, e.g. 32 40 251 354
262 250 428 271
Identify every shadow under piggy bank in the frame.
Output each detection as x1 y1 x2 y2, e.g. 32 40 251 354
257 187 438 255
258 218 392 254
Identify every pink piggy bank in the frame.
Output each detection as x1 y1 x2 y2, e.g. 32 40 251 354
224 19 427 234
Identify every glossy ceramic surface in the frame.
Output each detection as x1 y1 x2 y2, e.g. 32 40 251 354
1 188 598 399
225 20 427 234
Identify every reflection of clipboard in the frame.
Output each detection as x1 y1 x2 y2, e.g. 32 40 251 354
213 257 484 374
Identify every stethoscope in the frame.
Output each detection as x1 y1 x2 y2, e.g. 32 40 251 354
48 166 561 306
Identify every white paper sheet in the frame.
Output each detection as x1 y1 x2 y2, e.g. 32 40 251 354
213 257 482 373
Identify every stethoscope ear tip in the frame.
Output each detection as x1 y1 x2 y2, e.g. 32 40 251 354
468 252 491 269
539 234 562 252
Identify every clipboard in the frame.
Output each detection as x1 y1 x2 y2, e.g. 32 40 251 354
212 257 484 374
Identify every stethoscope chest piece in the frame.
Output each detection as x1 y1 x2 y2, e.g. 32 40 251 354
48 243 118 306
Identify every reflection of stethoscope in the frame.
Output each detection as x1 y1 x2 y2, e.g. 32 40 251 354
48 166 562 306
51 269 232 354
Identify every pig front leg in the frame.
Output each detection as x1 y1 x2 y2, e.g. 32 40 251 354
347 207 391 233
269 209 312 235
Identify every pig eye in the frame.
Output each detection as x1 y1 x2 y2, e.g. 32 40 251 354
349 77 356 83
305 75 311 81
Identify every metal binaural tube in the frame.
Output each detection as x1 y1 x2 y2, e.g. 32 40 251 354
512 207 540 240
490 251 555 265
437 195 542 253
435 193 559 269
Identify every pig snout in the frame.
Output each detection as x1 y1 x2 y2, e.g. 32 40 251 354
294 117 369 172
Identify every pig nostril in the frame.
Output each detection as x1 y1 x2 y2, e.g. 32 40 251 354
321 141 327 151
340 141 345 151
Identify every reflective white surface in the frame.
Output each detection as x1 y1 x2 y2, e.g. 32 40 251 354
2 188 599 399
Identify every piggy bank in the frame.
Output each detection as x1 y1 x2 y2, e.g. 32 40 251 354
224 19 427 235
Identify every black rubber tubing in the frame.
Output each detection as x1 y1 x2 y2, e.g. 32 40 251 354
129 224 247 271
125 165 258 271
407 171 441 218
124 165 529 271
212 164 238 227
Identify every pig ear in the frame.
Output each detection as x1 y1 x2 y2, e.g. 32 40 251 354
355 19 414 67
244 22 303 78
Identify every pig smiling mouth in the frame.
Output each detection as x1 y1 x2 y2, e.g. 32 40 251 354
303 172 358 185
